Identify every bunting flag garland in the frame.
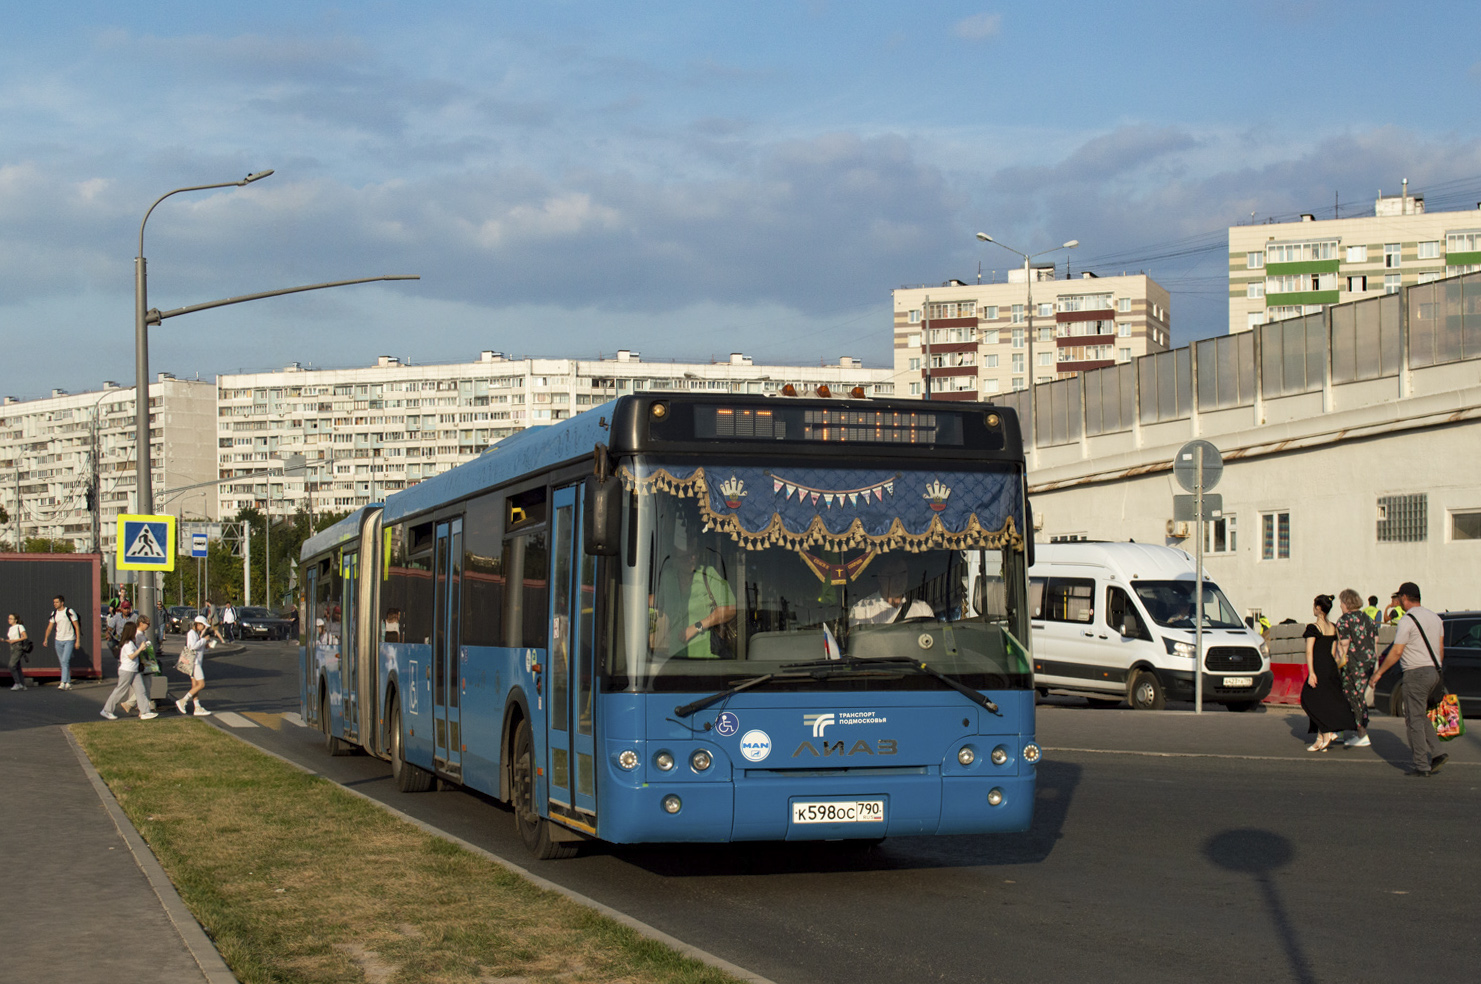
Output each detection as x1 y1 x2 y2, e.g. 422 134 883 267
619 461 1024 554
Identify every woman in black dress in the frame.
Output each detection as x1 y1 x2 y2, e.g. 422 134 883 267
1300 594 1356 751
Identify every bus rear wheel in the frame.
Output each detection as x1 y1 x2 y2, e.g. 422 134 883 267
322 692 352 756
389 700 432 793
511 720 576 860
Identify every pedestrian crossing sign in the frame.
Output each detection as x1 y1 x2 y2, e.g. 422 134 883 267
116 514 177 571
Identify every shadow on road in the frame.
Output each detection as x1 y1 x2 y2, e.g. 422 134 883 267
609 758 1082 876
1204 828 1314 984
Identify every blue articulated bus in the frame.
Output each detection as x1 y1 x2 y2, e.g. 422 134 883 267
301 394 1039 858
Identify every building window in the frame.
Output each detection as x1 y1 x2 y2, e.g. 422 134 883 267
983 305 999 319
1048 533 1089 543
1384 243 1401 268
1011 304 1025 324
1347 275 1367 292
1012 376 1024 390
1417 241 1441 260
1011 327 1025 348
985 354 999 368
1247 282 1265 298
1037 302 1053 318
1384 273 1401 295
1118 348 1132 362
1011 354 1025 373
1267 241 1338 264
1117 323 1131 337
1038 351 1053 367
1452 510 1481 541
981 329 999 344
907 309 922 324
1377 494 1427 543
1346 245 1368 263
982 377 1000 393
1204 515 1237 554
1447 231 1481 253
908 358 921 371
909 382 921 396
1417 271 1442 285
1246 252 1264 269
1261 511 1290 560
907 333 921 348
1118 297 1133 312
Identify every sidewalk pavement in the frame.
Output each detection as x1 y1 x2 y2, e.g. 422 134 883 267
2 662 242 984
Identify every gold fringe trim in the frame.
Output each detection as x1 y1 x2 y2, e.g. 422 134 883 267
619 465 1025 553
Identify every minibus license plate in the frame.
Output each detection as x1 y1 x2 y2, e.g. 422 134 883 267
792 800 885 824
1223 676 1253 687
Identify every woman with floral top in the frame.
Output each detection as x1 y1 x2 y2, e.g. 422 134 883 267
1335 587 1380 748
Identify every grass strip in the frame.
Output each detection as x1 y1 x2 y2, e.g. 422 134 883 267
72 719 741 984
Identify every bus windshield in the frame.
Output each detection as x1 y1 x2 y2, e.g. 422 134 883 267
1133 580 1244 629
609 456 1033 694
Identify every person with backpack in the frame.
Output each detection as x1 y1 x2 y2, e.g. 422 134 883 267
7 613 29 690
42 595 81 690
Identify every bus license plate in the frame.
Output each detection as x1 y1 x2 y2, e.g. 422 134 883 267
1223 676 1253 687
792 800 885 824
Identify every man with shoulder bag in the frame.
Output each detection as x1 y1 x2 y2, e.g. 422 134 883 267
1369 581 1447 777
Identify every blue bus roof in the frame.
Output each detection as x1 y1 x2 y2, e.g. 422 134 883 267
379 400 616 526
301 507 375 560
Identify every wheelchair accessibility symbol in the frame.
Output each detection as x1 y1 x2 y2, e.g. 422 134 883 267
715 711 740 737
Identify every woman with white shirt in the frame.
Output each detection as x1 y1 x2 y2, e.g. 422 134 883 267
7 613 27 691
176 615 212 716
100 619 158 720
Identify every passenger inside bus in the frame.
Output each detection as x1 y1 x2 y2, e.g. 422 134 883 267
849 553 934 626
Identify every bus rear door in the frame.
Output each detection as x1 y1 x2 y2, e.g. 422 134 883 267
431 518 463 778
546 485 597 830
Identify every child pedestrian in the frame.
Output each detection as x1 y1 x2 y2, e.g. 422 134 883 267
176 615 212 716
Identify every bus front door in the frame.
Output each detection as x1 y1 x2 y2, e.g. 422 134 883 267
432 518 463 778
546 485 597 828
340 551 359 740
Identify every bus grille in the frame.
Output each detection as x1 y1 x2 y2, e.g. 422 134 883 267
1204 647 1262 672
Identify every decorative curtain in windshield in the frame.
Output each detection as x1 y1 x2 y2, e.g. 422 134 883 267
619 462 1024 553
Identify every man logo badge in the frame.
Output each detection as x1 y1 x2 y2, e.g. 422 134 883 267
739 730 772 763
803 712 835 737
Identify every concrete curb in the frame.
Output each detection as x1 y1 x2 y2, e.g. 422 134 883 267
65 727 239 984
211 723 779 984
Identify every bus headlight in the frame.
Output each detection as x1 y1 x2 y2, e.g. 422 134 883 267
958 746 975 766
987 787 1004 806
662 794 682 814
617 749 639 771
690 749 713 772
1023 742 1042 764
991 745 1009 765
654 751 675 772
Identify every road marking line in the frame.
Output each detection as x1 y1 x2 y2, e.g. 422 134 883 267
213 711 260 729
1045 745 1477 764
281 712 305 728
242 712 283 730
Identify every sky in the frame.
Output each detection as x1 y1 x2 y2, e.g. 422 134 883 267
4 1 1481 399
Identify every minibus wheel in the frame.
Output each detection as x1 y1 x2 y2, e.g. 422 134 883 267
512 720 577 860
1128 670 1165 711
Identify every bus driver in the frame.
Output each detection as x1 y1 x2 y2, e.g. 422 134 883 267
850 553 933 625
651 531 736 660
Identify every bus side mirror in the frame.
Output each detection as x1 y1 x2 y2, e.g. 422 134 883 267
584 477 622 556
1024 497 1036 568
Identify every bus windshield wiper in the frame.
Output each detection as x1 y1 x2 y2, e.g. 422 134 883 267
673 673 781 718
673 662 902 718
782 655 1001 715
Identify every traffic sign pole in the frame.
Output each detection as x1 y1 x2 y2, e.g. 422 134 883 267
1195 448 1204 715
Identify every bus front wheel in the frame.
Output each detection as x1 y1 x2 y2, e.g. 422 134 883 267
389 700 433 793
512 720 576 860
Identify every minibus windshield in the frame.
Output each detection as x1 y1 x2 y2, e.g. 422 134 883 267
1133 580 1244 629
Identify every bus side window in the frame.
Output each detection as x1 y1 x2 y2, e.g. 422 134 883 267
1107 586 1150 640
502 530 550 649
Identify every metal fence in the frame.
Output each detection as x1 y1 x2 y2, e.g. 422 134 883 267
1258 314 1324 398
1136 348 1191 423
1409 272 1481 367
1330 292 1401 383
1084 362 1136 436
1195 332 1256 410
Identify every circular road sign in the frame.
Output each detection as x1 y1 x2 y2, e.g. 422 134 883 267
1174 440 1223 493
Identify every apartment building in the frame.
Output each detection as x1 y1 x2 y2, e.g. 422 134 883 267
1229 190 1481 333
0 376 218 554
216 350 895 518
891 271 1172 401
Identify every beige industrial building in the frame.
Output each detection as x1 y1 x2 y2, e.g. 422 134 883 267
216 350 895 519
0 376 218 554
1229 189 1481 334
891 271 1172 402
1021 268 1481 621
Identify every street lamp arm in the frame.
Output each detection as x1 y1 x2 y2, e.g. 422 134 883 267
147 275 421 325
138 172 274 256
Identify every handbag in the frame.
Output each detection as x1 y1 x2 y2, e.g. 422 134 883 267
700 569 737 660
1428 692 1465 741
175 650 197 675
138 642 160 676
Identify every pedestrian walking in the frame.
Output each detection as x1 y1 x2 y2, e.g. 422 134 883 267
1369 582 1447 777
175 615 212 716
7 614 28 690
1300 594 1355 752
41 595 81 689
1335 588 1380 747
100 619 158 720
221 600 238 641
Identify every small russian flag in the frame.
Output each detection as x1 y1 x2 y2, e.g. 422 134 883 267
822 623 842 660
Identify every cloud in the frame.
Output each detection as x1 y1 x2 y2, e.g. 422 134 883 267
952 13 1002 42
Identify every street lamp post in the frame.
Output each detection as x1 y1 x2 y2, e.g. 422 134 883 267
135 171 274 645
975 233 1079 457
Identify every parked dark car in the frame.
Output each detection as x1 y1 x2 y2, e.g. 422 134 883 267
237 606 294 640
165 606 198 634
1374 611 1481 717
